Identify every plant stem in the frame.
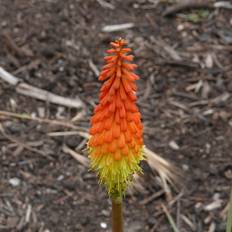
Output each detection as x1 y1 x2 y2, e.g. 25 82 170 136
226 188 232 232
112 197 123 232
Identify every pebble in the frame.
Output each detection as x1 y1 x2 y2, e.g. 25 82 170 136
205 53 213 68
56 106 65 119
182 164 189 171
169 140 180 150
1 21 7 27
38 107 45 118
177 24 184 31
101 209 110 216
57 175 64 181
9 177 21 187
10 98 17 110
100 222 107 229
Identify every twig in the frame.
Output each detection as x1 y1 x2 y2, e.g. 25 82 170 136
214 1 232 9
17 83 84 109
3 32 34 57
25 204 32 223
163 0 214 17
48 131 88 151
102 23 135 32
181 215 196 231
62 144 89 167
13 59 41 75
47 131 89 138
88 59 100 77
0 125 51 159
0 67 84 109
96 0 115 10
0 110 86 130
71 109 86 122
140 190 164 205
161 60 199 69
0 67 19 85
150 37 182 61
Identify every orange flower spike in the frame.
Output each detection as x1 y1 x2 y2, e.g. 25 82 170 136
88 38 144 197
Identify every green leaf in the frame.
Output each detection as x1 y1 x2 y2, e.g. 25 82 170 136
185 10 209 23
162 204 180 232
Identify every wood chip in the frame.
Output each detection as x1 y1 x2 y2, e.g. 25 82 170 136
96 0 115 10
102 23 135 32
169 141 180 150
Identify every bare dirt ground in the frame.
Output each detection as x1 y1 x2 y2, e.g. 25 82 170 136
0 0 232 231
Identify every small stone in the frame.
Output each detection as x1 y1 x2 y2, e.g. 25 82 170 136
57 175 64 181
38 107 45 118
169 141 180 150
224 166 232 179
177 24 184 31
205 53 213 68
2 21 7 27
100 222 107 229
56 106 65 119
9 178 21 187
101 209 110 216
181 31 188 37
204 199 222 211
195 202 203 214
205 143 211 154
182 164 189 171
10 98 16 110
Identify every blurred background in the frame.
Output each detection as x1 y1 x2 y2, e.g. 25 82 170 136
0 0 232 231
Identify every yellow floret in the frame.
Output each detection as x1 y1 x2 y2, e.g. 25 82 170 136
88 146 144 198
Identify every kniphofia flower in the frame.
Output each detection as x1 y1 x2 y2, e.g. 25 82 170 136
88 38 144 197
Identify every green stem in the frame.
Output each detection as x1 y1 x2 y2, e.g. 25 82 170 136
112 197 123 232
226 188 232 232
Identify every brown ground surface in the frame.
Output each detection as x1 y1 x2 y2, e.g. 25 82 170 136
0 0 232 231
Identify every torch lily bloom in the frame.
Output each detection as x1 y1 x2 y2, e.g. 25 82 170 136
88 38 144 197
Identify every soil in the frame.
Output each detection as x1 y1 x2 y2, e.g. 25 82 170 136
0 0 232 232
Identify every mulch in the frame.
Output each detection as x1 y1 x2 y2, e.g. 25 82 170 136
0 0 232 231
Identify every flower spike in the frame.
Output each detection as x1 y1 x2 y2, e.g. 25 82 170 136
88 38 144 198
